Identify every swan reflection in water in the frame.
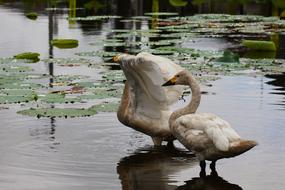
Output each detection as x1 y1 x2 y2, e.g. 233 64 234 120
117 146 196 190
117 146 243 190
176 171 243 190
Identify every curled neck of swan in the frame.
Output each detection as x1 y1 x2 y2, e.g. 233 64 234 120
117 81 131 125
169 72 201 127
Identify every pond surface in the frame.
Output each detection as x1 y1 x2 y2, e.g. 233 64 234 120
0 1 285 190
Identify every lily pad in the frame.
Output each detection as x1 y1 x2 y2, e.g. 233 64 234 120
89 102 119 112
51 39 78 49
242 40 277 51
14 52 40 62
25 12 38 20
0 95 36 104
38 93 81 104
17 107 97 118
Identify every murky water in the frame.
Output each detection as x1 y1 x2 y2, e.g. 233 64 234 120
0 1 285 190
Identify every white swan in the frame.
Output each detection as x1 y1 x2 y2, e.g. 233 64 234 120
162 70 257 173
115 52 184 146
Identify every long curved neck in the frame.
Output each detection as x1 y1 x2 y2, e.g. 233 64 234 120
169 73 201 127
117 81 131 125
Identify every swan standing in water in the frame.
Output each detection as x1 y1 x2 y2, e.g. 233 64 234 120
115 52 184 146
162 70 257 173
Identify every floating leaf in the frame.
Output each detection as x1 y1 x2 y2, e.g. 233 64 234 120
51 39 78 49
0 95 36 104
14 52 40 62
17 107 97 118
242 40 277 51
25 12 38 20
38 93 81 104
89 102 119 112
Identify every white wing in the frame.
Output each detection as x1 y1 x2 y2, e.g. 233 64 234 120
175 113 241 151
118 53 184 119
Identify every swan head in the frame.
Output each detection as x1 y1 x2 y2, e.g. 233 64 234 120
162 70 189 86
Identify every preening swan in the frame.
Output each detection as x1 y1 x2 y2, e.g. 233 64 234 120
163 70 257 173
115 52 184 146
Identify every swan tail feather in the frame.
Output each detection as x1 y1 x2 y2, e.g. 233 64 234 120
228 140 257 157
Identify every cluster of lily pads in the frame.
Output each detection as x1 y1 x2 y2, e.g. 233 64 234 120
0 56 122 118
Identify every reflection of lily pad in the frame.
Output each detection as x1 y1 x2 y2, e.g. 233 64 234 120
68 15 121 21
25 12 38 20
214 50 239 63
169 0 188 7
242 40 276 51
14 52 40 62
17 108 98 118
51 39 79 49
144 12 178 16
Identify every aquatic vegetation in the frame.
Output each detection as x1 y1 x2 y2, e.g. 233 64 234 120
17 107 98 118
14 52 40 62
89 102 119 112
0 65 33 73
25 12 38 20
38 93 81 104
51 39 78 49
169 0 188 7
144 12 179 16
242 40 277 51
213 50 239 63
68 15 121 21
0 89 37 104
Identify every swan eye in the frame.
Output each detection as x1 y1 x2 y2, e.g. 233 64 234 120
176 75 180 77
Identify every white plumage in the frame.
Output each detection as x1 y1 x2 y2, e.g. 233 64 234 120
116 52 184 145
163 70 257 172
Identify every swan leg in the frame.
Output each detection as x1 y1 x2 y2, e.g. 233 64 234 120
166 140 175 148
152 137 162 146
210 160 217 172
199 161 206 177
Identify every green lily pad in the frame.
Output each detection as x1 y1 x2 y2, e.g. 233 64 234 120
51 39 78 49
0 65 33 73
242 40 277 51
89 102 119 112
38 93 81 104
25 12 38 20
17 107 98 118
0 95 37 104
14 52 40 62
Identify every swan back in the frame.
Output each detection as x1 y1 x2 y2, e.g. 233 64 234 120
172 113 257 160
